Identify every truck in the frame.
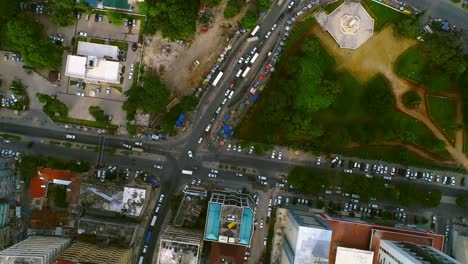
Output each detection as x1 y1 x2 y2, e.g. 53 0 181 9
247 36 259 42
150 215 157 226
250 53 259 64
251 25 260 36
242 67 250 78
182 170 193 175
212 71 224 87
145 231 152 244
132 147 143 153
189 60 200 71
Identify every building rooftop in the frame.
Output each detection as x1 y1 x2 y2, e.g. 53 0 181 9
323 1 374 49
158 226 203 264
204 191 254 246
317 213 445 264
65 55 122 84
77 216 137 246
77 42 119 60
335 247 373 264
173 188 207 227
56 240 132 264
207 243 246 264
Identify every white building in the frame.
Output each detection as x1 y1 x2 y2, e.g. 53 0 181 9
378 240 461 264
335 247 373 264
65 42 122 84
281 209 332 264
0 236 71 264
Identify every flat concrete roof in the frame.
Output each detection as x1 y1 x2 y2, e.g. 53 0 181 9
77 41 119 60
65 55 121 84
335 247 374 264
324 2 374 49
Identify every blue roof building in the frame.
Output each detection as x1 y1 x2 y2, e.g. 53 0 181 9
204 191 255 247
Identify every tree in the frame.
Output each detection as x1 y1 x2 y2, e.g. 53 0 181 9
36 94 69 117
241 10 259 30
224 0 245 18
203 0 222 7
17 155 42 186
49 7 75 26
402 91 421 109
123 75 171 118
395 15 420 38
288 167 329 194
421 33 467 76
421 190 442 208
257 0 271 12
107 11 124 25
49 185 68 208
89 106 107 123
456 196 467 207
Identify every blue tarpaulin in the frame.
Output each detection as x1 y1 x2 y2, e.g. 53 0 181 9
223 125 230 133
253 95 259 102
175 121 182 127
178 114 186 122
224 114 230 121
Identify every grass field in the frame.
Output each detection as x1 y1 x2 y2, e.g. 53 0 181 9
428 96 457 142
363 0 404 31
424 70 453 92
395 46 427 83
323 0 344 14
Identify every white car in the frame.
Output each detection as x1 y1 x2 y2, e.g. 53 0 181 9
135 141 143 146
238 57 244 64
197 137 203 144
288 1 295 9
227 144 231 151
271 23 277 31
211 169 219 174
235 173 243 177
249 145 254 154
316 157 321 165
65 134 76 139
205 124 211 132
278 151 282 160
154 165 163 169
263 236 267 246
271 150 276 159
208 173 217 178
260 219 264 229
78 31 88 36
159 194 165 203
75 92 84 97
222 97 228 105
216 106 222 114
106 87 110 94
228 90 234 99
187 150 193 158
143 245 148 253
128 73 133 80
265 31 272 39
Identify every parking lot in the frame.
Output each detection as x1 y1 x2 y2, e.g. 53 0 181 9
76 14 141 43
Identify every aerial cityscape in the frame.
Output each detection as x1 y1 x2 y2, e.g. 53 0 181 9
0 0 467 263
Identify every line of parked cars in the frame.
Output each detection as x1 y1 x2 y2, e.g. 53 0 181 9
0 149 21 160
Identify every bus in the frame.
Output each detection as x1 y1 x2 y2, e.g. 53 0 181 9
250 53 259 64
150 215 158 226
212 71 224 87
242 67 251 78
145 231 152 243
182 170 193 175
251 25 260 36
138 256 144 264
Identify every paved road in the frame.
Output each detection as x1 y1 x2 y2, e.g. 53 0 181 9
405 0 468 29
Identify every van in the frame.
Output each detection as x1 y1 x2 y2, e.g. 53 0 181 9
228 90 234 99
236 69 242 77
258 175 267 181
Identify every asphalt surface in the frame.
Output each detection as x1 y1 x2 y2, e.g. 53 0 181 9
1 0 468 262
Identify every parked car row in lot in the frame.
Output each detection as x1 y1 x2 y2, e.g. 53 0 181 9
0 149 21 160
3 53 23 62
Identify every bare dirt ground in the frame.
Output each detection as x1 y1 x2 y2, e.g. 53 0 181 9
312 24 468 170
143 0 249 96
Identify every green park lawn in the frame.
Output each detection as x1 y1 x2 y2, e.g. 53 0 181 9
395 46 427 83
428 96 458 142
236 17 453 168
363 0 404 31
323 0 344 14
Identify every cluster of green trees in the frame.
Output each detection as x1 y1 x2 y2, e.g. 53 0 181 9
0 1 63 69
139 0 199 40
241 11 259 30
18 155 90 185
402 91 421 109
9 80 30 111
224 0 245 18
88 106 109 123
123 75 171 120
48 0 92 27
36 93 69 118
395 15 421 38
288 166 442 208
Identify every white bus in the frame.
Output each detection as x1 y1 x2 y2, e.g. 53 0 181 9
242 67 251 78
251 25 260 36
182 170 193 175
250 53 259 64
138 256 144 264
212 71 224 87
150 215 157 226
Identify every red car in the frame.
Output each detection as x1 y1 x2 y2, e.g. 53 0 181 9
230 80 236 88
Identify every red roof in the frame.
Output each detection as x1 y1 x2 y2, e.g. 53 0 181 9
207 243 246 264
317 214 444 264
29 168 76 199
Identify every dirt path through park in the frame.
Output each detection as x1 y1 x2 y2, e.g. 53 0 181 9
312 24 468 170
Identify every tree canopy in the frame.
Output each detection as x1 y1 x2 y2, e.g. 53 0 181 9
241 11 259 30
421 33 467 76
89 106 108 123
140 0 199 40
123 75 171 119
402 91 421 109
224 0 245 18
